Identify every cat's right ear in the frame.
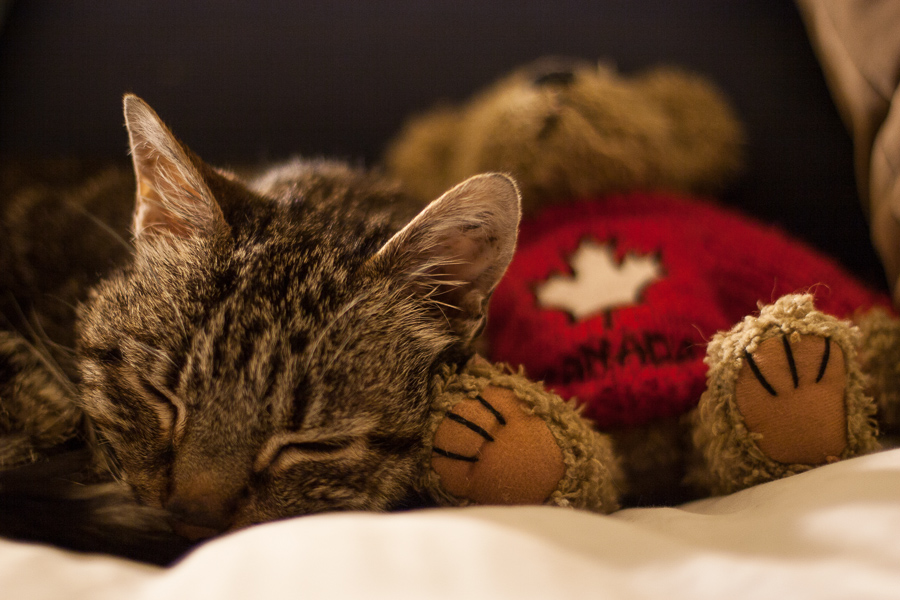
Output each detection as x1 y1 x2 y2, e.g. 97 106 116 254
372 173 521 345
123 94 227 241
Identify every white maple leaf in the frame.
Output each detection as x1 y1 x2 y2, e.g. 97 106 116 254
535 240 663 319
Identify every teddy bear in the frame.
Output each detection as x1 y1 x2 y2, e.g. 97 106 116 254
388 58 899 508
418 294 884 512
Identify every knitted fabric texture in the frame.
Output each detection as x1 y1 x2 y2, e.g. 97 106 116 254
487 192 890 429
420 357 623 513
690 294 880 495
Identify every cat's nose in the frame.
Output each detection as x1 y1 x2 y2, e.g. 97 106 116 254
166 460 249 539
165 497 231 540
166 495 234 540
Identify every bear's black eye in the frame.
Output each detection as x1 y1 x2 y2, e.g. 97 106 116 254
533 70 576 87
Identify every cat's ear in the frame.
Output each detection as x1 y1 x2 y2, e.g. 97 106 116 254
373 173 521 344
123 94 227 240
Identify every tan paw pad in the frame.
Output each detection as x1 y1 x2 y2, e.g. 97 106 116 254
431 386 566 505
735 334 847 465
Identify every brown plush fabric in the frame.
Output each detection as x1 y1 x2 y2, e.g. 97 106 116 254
857 308 900 434
607 418 689 505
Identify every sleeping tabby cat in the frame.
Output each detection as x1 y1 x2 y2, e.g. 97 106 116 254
0 96 520 563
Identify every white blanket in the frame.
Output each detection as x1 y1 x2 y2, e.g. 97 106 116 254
4 448 900 600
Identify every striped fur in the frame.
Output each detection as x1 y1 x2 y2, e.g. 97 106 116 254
0 96 520 551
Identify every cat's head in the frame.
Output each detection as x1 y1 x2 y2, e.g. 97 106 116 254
76 95 520 539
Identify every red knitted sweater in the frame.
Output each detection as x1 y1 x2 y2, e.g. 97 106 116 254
487 192 889 428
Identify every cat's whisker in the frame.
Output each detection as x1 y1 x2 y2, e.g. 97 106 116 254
423 298 459 311
70 202 134 253
15 331 78 398
422 280 465 300
96 441 125 484
44 294 81 315
27 311 78 358
407 256 467 281
3 294 78 398
28 340 78 397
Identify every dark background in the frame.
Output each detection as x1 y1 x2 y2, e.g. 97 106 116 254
0 1 887 290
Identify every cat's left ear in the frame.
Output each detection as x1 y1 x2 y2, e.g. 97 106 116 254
373 173 521 345
123 94 227 241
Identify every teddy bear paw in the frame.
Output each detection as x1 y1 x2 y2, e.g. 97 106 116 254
690 293 881 495
423 356 624 513
430 385 567 506
735 333 847 464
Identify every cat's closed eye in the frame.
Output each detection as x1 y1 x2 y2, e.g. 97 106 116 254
138 377 184 440
283 439 353 454
255 435 359 473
